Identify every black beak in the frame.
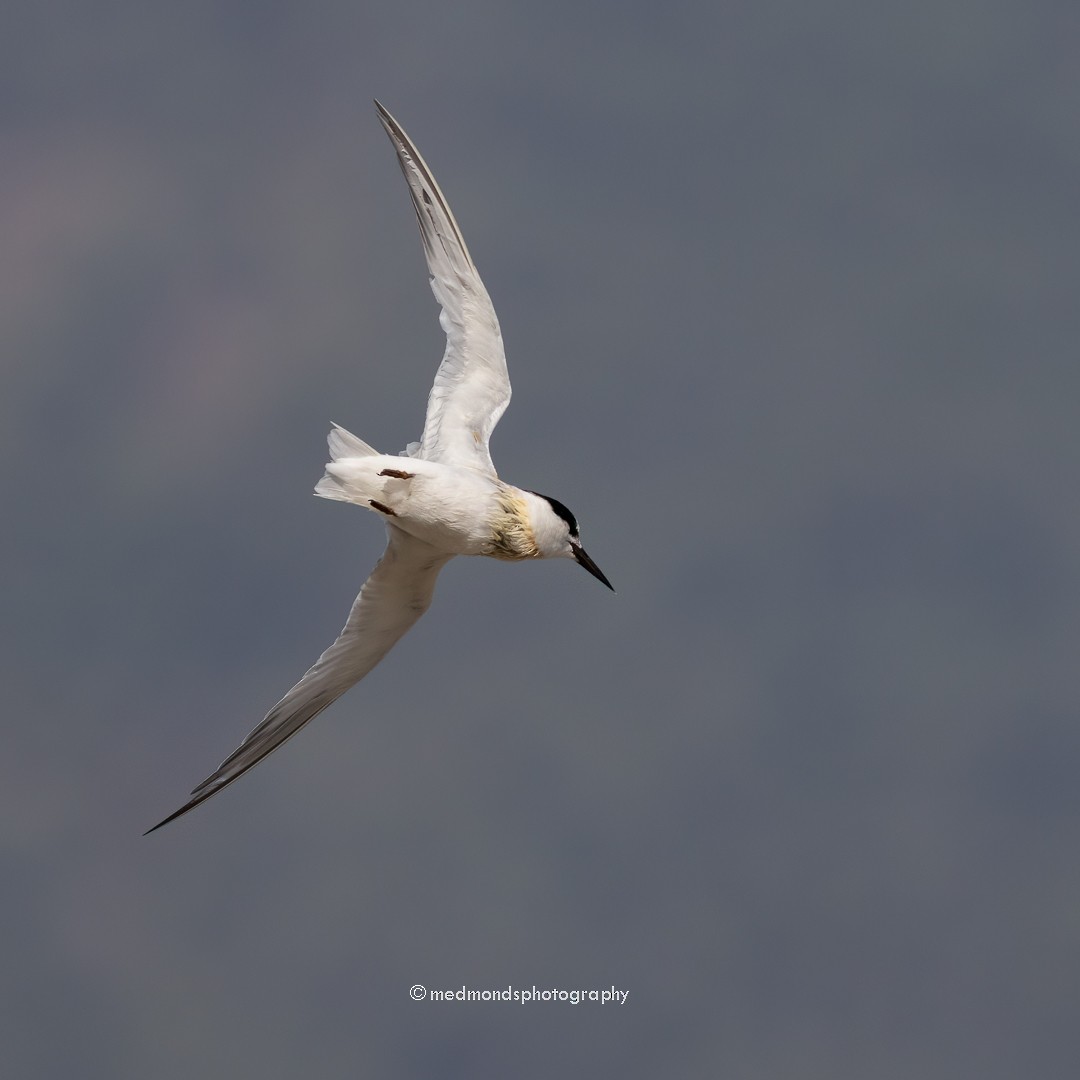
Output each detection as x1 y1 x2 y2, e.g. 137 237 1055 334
573 545 614 591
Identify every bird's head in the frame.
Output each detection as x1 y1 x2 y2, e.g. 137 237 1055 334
523 490 613 590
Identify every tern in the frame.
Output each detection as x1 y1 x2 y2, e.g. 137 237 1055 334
146 101 612 833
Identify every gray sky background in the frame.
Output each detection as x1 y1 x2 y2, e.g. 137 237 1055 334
4 2 1079 1076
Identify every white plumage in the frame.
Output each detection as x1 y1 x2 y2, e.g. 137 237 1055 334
146 101 611 833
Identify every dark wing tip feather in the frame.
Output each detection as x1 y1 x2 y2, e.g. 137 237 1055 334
143 688 340 835
143 789 219 835
372 100 475 272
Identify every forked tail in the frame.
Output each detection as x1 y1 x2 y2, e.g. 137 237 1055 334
314 423 380 502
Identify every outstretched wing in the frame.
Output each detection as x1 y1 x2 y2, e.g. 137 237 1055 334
146 526 452 832
376 100 511 477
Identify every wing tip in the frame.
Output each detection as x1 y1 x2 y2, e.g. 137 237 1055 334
374 99 399 140
143 798 200 835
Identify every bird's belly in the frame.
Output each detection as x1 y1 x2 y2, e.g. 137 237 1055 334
392 515 491 555
371 467 501 555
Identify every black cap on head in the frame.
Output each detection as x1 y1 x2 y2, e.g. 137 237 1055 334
527 490 612 591
529 491 579 538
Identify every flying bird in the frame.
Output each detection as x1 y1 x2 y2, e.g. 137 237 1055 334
146 101 612 833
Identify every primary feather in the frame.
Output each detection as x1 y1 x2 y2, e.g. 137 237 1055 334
375 100 511 477
145 525 450 833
